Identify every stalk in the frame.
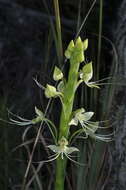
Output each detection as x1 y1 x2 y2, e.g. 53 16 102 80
55 37 85 190
53 0 63 65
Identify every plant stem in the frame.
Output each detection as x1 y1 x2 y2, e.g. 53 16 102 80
55 55 80 190
55 157 67 190
53 0 63 65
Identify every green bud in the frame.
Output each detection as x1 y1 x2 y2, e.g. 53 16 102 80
45 84 62 98
65 40 75 59
75 36 82 46
53 66 63 81
71 36 84 63
81 62 93 83
83 39 88 50
45 84 57 98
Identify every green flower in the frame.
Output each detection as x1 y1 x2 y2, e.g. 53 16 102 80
8 107 44 126
53 66 63 81
65 40 75 59
65 37 88 63
45 84 63 98
80 62 100 88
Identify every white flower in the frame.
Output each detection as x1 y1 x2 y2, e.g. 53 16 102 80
69 108 113 142
47 136 85 165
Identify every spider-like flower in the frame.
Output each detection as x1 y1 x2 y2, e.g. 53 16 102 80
69 108 113 142
47 136 84 165
8 107 44 126
7 107 58 143
78 62 111 89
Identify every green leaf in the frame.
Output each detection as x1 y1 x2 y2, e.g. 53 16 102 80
65 40 75 59
45 84 62 98
53 66 63 81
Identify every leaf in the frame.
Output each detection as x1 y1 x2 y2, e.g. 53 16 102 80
65 40 75 59
35 107 44 117
48 145 61 153
53 66 63 81
65 146 79 154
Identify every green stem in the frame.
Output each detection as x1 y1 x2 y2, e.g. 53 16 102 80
59 60 80 138
54 37 85 190
55 157 67 190
55 59 80 190
53 0 63 65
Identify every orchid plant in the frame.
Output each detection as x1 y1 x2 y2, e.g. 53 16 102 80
8 37 113 190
